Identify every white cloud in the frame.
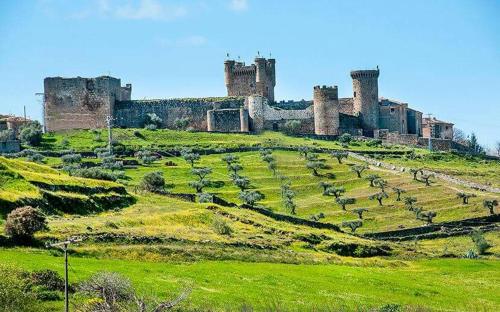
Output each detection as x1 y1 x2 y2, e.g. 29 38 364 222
229 0 248 12
114 0 187 21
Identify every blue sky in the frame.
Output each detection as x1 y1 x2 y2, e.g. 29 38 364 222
0 0 499 148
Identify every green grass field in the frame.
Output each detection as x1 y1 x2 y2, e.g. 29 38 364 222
1 248 499 311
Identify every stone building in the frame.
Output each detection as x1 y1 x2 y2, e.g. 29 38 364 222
422 117 454 140
42 56 455 149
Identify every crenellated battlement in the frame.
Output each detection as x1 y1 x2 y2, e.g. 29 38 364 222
350 69 380 79
225 57 275 102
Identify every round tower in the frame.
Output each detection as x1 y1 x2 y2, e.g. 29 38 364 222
224 60 235 88
313 85 339 135
246 95 266 133
351 69 380 135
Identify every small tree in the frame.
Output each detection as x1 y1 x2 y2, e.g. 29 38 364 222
483 199 498 215
234 176 250 191
417 211 437 224
342 220 362 233
404 196 417 210
350 164 368 178
319 181 333 195
174 117 190 130
369 191 389 206
298 146 311 159
19 121 43 146
366 174 381 187
457 192 476 204
198 193 213 203
222 154 239 166
283 120 302 135
5 206 47 241
283 189 296 215
470 230 491 255
188 180 209 193
182 152 200 168
267 161 278 176
228 163 243 175
191 167 212 181
392 187 406 201
331 151 348 164
261 154 275 163
420 174 433 186
353 208 368 219
373 178 388 191
336 197 356 210
61 153 82 165
338 133 352 144
410 168 423 180
239 190 264 206
324 186 345 198
306 160 326 176
139 171 166 193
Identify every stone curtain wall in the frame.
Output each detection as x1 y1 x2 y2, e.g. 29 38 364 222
407 109 422 136
379 104 408 134
339 113 362 135
207 108 247 132
114 97 245 130
44 76 125 131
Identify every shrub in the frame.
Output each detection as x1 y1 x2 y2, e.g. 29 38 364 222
174 117 190 130
101 155 123 171
70 167 118 181
283 120 302 135
366 139 382 147
19 121 43 146
212 217 233 236
77 272 134 311
135 150 158 165
144 113 162 130
27 270 64 291
139 171 165 193
26 152 44 163
338 133 352 144
471 230 491 255
61 153 82 165
0 265 37 312
198 193 213 203
4 206 47 241
239 190 264 206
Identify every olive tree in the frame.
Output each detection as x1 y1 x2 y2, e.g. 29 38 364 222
366 174 381 187
404 196 417 210
324 186 345 198
342 220 363 233
222 154 239 166
392 187 406 201
483 199 498 215
417 210 437 224
319 181 333 195
373 178 388 191
353 208 369 219
457 192 476 204
420 174 434 186
369 191 389 206
306 160 326 176
350 165 368 178
239 190 264 206
409 168 423 180
233 176 251 191
336 197 356 210
331 151 348 164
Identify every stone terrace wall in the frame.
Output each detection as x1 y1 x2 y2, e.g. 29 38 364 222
114 97 245 130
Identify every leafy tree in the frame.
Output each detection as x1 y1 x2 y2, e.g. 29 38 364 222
392 187 406 201
310 212 325 221
409 168 423 180
261 154 275 163
198 193 213 203
259 148 273 157
404 196 417 210
350 164 368 178
19 121 43 146
191 167 212 181
420 174 433 186
140 171 166 193
283 120 302 135
470 230 491 255
239 190 264 206
135 150 158 165
228 163 243 175
373 178 388 191
417 210 437 224
144 113 162 129
61 153 82 165
366 174 381 187
5 206 47 241
369 191 389 206
319 181 333 195
234 176 250 191
283 189 296 215
457 192 476 204
188 180 209 194
483 199 498 215
338 133 352 144
306 160 326 176
336 197 356 210
174 117 190 130
353 208 369 219
222 154 239 166
331 151 348 164
467 132 483 154
267 160 278 176
298 146 311 159
182 151 200 168
342 220 362 233
101 155 123 171
324 186 345 198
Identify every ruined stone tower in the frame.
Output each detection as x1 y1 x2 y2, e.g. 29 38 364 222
225 57 276 102
351 69 379 135
313 85 339 135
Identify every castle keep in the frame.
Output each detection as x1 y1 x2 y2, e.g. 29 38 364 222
43 56 454 148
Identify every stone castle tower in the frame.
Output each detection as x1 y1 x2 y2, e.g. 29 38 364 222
351 69 379 135
313 85 339 135
225 57 276 102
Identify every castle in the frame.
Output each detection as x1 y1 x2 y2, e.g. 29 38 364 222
43 57 455 149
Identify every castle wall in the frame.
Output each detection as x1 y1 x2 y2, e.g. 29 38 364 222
225 58 275 102
114 97 245 130
313 86 339 135
339 113 361 135
207 108 248 132
44 76 126 131
407 109 422 136
379 101 408 134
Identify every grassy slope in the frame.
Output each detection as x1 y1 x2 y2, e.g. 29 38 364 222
1 248 499 311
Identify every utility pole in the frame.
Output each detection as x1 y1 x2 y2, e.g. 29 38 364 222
23 105 26 121
426 113 433 151
48 238 82 312
106 115 114 155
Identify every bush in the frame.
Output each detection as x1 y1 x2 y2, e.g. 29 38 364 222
471 230 491 255
61 153 82 165
283 120 302 135
19 121 43 146
198 193 213 203
27 270 64 291
140 171 165 193
26 152 44 163
144 123 157 131
144 113 162 130
4 206 47 241
0 265 37 312
212 217 233 236
338 133 352 144
174 117 190 130
366 139 382 147
70 167 118 181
